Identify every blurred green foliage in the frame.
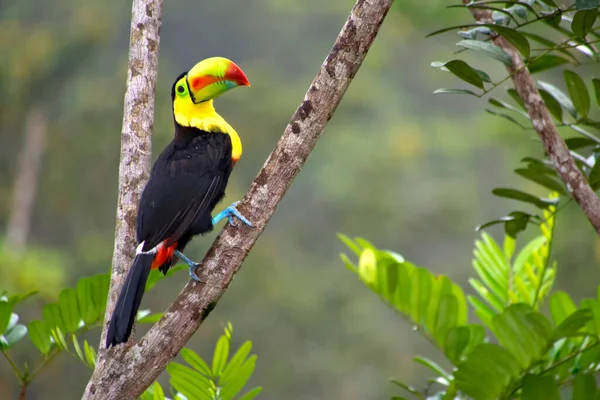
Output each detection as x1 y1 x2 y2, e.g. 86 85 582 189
1 279 260 400
341 205 600 399
1 0 600 399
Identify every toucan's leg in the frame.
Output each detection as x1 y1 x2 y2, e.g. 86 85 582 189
212 201 253 227
174 249 203 282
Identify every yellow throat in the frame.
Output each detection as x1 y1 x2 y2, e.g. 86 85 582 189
173 97 242 162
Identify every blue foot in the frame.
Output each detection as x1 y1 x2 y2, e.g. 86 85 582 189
212 201 254 228
174 250 203 282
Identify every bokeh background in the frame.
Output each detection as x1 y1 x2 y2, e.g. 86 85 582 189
1 0 598 399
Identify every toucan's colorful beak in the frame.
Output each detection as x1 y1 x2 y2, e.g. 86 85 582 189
186 57 250 103
225 61 251 87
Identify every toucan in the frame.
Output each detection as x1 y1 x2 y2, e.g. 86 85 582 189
106 57 252 348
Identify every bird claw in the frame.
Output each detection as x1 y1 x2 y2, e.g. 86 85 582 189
212 201 254 228
175 249 204 283
188 263 205 283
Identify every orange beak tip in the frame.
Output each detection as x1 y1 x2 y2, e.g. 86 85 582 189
226 62 251 87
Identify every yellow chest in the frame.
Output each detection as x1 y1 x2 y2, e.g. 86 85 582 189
173 99 242 161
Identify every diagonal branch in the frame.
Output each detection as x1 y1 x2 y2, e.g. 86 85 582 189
84 0 394 398
464 3 600 236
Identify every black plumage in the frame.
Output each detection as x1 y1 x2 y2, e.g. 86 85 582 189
137 126 233 263
106 122 233 348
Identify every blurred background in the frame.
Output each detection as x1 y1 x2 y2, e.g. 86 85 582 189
1 0 598 398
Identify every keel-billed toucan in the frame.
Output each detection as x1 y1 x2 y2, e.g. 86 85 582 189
106 57 252 348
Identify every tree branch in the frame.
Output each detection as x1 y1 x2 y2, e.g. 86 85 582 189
84 0 162 395
6 106 47 254
84 0 393 398
464 3 600 235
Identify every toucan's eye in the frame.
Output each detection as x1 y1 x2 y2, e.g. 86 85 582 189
176 83 187 96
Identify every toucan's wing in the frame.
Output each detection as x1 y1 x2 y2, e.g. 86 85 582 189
136 133 233 251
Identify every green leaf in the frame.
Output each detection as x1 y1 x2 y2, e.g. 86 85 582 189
0 301 13 335
515 168 566 195
28 320 52 355
339 252 357 273
475 233 509 299
565 70 591 118
83 339 97 368
221 341 253 385
151 381 164 400
565 137 598 150
454 343 521 400
588 158 600 187
42 303 66 332
51 327 68 350
410 268 433 325
572 9 599 39
433 294 458 343
539 89 564 121
358 248 377 286
452 283 468 327
489 25 530 58
413 356 451 381
457 40 513 66
488 98 529 118
391 380 425 400
58 288 80 333
593 78 600 107
426 23 483 37
491 305 552 369
550 291 578 325
71 335 85 363
433 88 480 96
2 324 27 348
528 54 570 74
212 334 230 377
581 299 600 334
492 188 559 209
479 211 534 239
505 211 532 238
507 88 526 110
168 363 212 400
504 235 515 261
76 277 98 325
457 26 491 40
573 373 597 400
507 4 530 20
544 9 562 27
444 326 471 364
432 60 485 89
469 295 496 327
137 312 162 324
338 233 361 256
238 387 263 400
539 81 577 118
485 109 528 129
180 347 212 377
426 275 453 335
90 274 109 314
7 291 38 306
522 374 560 400
393 262 414 314
219 355 257 399
553 308 593 339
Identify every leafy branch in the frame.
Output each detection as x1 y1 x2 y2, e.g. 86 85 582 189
340 211 600 399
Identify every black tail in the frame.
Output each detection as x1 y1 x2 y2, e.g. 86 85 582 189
106 253 154 348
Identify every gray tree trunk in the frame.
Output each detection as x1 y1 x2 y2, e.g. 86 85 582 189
5 106 47 254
